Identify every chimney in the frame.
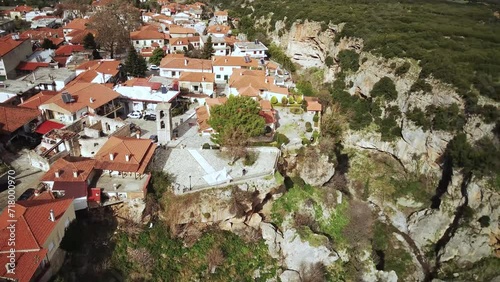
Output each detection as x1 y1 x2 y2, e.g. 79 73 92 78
109 153 114 160
49 209 55 222
89 97 94 103
73 170 78 178
184 59 188 66
125 154 130 162
54 170 60 178
224 58 227 63
202 76 205 82
265 78 268 84
136 133 140 139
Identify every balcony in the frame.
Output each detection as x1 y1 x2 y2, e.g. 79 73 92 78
96 101 124 117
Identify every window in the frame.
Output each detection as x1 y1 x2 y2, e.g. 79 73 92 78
136 41 139 44
254 51 256 54
219 67 223 71
160 110 165 119
216 75 221 79
151 40 154 44
160 120 165 129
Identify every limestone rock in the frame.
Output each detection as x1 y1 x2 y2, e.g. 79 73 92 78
297 152 335 187
281 229 339 271
279 270 301 282
407 208 453 249
247 213 263 228
440 228 492 264
260 222 284 259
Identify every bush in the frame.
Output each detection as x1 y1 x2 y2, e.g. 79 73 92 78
288 97 295 104
338 50 360 72
296 95 303 104
325 56 334 67
302 137 311 145
275 133 290 147
290 107 303 114
243 151 258 166
371 77 397 101
270 96 278 104
395 62 411 76
202 143 211 149
305 121 312 132
281 96 288 105
407 108 431 130
478 216 490 228
410 79 432 93
313 114 319 123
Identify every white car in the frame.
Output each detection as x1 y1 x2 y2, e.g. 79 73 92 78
127 111 142 119
149 65 159 70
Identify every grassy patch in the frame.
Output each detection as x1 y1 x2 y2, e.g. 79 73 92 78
297 226 330 247
440 257 500 281
111 223 278 281
316 200 349 246
274 171 284 185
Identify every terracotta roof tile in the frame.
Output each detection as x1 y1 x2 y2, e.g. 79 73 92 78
55 45 85 56
0 249 47 282
160 55 212 71
131 25 166 40
168 24 196 35
207 24 230 35
64 18 89 31
19 91 58 109
213 56 258 68
195 105 210 132
0 104 40 134
259 99 272 111
75 59 120 76
179 72 215 83
0 36 28 57
94 136 157 173
41 83 120 114
214 10 228 16
41 156 96 182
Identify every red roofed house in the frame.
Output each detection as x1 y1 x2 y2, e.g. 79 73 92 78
214 10 228 24
228 69 289 102
195 97 227 134
0 35 33 80
40 156 97 210
130 25 168 50
0 197 75 282
62 18 89 42
8 4 34 20
159 55 212 78
178 72 215 96
259 99 277 131
20 28 65 46
168 36 199 54
0 103 43 144
38 82 122 124
93 136 156 202
304 96 322 114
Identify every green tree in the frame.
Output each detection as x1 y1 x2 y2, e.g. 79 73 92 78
82 32 97 50
270 96 278 104
371 77 398 101
208 96 265 149
41 38 56 50
338 50 360 72
124 47 147 77
281 96 288 105
202 36 215 59
149 48 164 66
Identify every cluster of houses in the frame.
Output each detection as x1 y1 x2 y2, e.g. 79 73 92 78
0 1 323 281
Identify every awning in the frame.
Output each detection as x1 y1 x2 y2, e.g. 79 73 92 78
35 120 64 134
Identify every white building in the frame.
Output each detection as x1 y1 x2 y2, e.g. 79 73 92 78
159 55 212 78
212 56 258 83
232 40 268 59
200 35 228 56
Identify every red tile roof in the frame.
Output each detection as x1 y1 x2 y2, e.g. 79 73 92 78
19 91 58 109
259 99 272 111
55 44 85 56
64 18 89 31
179 72 215 83
0 197 73 282
42 82 120 113
0 36 28 57
259 110 276 124
40 156 96 182
12 4 33 13
160 55 212 71
94 136 157 173
20 28 64 42
304 96 322 112
16 61 50 71
35 120 65 134
195 105 210 132
131 25 166 40
75 59 121 76
0 104 40 134
122 77 162 90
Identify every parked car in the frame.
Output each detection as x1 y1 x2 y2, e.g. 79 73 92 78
149 65 159 70
144 113 156 121
18 188 35 201
127 111 142 119
149 135 158 143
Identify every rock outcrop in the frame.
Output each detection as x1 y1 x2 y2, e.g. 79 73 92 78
296 152 335 187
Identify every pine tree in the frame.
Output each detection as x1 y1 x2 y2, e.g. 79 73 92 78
202 36 215 59
41 38 56 50
125 47 147 77
149 48 164 66
83 33 97 50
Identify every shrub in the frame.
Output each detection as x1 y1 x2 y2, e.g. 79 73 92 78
270 96 278 104
395 62 411 76
305 121 312 132
275 133 290 147
281 97 288 105
371 76 397 101
312 130 319 141
406 108 431 130
243 151 258 166
410 79 432 93
313 114 319 122
325 56 334 67
302 137 311 145
338 50 360 72
290 107 303 114
296 95 303 104
478 216 490 228
288 97 295 104
202 143 211 149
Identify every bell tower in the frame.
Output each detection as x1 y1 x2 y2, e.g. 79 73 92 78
155 102 173 145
